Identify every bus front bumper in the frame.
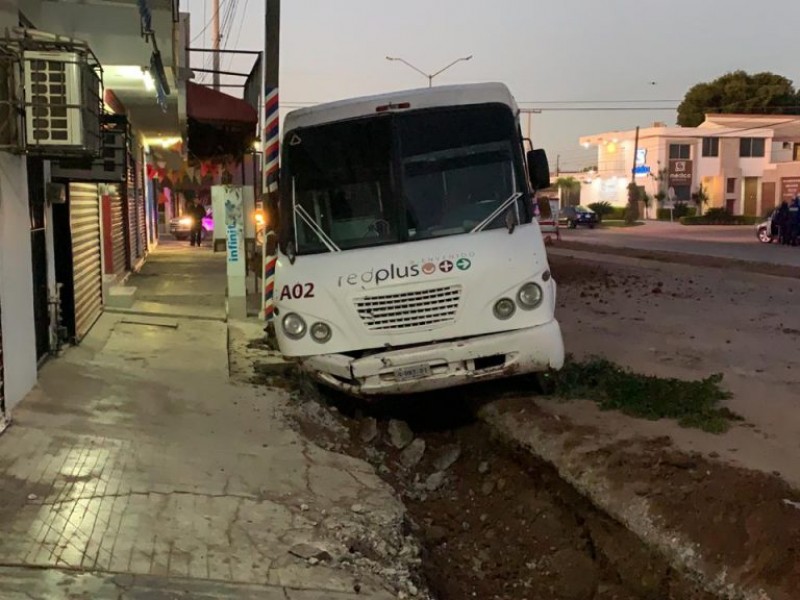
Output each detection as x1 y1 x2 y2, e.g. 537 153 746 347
299 320 565 396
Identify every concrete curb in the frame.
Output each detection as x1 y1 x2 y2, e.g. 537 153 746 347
479 402 778 600
105 306 227 323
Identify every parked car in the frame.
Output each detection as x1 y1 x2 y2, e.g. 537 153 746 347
756 210 777 243
561 205 599 229
169 209 214 241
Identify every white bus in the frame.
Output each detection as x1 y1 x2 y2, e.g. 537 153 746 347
273 83 564 396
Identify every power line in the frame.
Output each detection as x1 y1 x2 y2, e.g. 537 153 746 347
527 107 678 112
518 99 681 105
191 0 227 43
225 0 250 71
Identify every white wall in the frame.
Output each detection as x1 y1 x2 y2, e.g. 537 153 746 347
0 155 38 413
0 0 37 415
771 141 794 163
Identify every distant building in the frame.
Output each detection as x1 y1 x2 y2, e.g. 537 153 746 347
578 115 800 216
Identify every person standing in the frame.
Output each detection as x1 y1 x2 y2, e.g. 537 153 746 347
776 201 790 245
790 196 800 246
190 200 205 247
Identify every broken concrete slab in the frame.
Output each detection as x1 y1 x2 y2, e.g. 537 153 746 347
400 438 426 469
388 420 414 450
432 443 461 471
289 543 333 562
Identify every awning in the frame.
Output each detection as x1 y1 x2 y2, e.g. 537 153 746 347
186 82 258 159
186 82 258 126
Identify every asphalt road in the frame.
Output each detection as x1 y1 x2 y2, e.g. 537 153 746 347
559 221 800 267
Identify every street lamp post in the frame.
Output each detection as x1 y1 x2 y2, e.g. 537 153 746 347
386 55 473 87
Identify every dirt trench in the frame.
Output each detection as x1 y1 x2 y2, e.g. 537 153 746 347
289 381 718 600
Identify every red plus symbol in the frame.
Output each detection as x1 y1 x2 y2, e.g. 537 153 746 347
439 260 453 272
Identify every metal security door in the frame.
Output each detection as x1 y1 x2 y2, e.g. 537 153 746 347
126 171 140 262
135 160 147 255
126 159 146 262
69 182 103 341
107 184 126 275
0 298 5 425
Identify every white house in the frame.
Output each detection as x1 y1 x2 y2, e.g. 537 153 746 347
579 115 800 216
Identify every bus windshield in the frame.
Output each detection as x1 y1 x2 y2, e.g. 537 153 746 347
283 104 526 254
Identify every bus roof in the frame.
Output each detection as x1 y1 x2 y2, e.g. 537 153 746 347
283 82 518 132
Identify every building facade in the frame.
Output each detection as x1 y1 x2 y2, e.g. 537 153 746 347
0 0 187 428
579 115 800 216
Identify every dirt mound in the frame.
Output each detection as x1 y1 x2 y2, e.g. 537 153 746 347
595 438 800 597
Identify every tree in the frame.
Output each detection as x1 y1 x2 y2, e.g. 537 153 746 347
555 176 581 206
692 183 710 216
677 71 800 127
587 201 613 222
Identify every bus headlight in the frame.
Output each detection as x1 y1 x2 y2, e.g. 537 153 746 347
310 322 332 343
517 282 543 309
282 313 307 339
493 298 516 320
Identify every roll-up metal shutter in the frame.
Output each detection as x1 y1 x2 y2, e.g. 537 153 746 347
108 184 126 276
126 173 140 261
135 161 147 255
69 183 103 341
127 159 146 261
0 299 5 421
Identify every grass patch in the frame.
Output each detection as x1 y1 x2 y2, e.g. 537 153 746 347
549 356 740 433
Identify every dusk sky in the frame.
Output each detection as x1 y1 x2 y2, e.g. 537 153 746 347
186 0 800 170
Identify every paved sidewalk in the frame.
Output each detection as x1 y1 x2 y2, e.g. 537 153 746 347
0 245 404 598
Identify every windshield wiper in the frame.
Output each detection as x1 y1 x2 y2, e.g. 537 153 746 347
294 204 341 252
291 177 341 252
470 192 522 234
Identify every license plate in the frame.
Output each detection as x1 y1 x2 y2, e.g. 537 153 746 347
395 364 432 381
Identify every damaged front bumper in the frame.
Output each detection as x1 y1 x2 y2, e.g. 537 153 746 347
298 320 565 396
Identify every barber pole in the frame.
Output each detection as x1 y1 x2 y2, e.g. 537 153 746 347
263 87 280 193
262 232 277 320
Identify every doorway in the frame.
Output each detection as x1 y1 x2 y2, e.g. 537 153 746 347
27 158 50 361
743 177 758 216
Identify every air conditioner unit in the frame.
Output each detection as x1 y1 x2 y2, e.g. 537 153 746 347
22 50 101 155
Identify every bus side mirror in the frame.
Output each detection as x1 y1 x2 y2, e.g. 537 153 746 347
527 149 550 191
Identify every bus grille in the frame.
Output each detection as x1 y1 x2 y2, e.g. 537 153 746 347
354 285 462 331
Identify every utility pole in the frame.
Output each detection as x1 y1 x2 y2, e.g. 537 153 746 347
631 126 640 183
261 0 280 324
212 0 220 90
629 126 641 222
520 108 541 144
264 0 280 200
